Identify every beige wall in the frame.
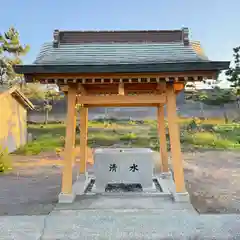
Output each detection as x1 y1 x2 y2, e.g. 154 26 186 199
0 93 27 153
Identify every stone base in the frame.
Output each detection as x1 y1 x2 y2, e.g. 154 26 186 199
58 192 76 203
73 176 92 195
77 172 88 181
159 171 172 178
173 192 190 202
142 182 157 193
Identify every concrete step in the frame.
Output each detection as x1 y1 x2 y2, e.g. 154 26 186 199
54 194 196 212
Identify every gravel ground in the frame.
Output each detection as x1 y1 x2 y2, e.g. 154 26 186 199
0 164 79 216
0 150 239 215
183 150 240 214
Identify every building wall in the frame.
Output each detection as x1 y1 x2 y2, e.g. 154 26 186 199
0 94 27 153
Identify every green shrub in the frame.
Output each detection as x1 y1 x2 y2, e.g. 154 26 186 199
201 124 215 131
0 146 12 173
186 119 199 131
214 123 240 132
120 132 137 141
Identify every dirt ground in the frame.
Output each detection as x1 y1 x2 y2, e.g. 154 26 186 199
0 150 239 215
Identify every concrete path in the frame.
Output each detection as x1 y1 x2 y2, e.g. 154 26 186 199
1 210 240 239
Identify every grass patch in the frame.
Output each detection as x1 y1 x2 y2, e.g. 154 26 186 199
15 134 65 155
14 118 240 156
88 131 121 147
0 147 12 173
182 132 240 149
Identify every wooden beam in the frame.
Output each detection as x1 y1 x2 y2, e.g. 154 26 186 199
61 86 77 194
35 70 217 80
157 105 168 172
85 103 163 107
155 82 166 94
77 94 166 105
79 106 88 175
118 83 125 95
166 85 185 193
78 84 87 95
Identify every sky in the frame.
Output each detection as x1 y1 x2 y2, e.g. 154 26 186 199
1 0 240 88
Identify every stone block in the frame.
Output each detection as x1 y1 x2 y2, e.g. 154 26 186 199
94 148 154 191
173 192 190 202
58 192 76 203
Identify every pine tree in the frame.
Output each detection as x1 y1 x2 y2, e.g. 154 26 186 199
196 87 236 123
226 46 240 112
0 27 30 86
226 47 240 92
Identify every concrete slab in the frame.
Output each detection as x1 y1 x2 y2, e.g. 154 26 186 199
0 216 45 240
42 210 240 239
0 211 239 239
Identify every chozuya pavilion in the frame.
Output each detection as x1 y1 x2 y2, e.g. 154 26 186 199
14 28 229 203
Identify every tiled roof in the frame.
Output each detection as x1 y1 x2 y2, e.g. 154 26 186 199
34 42 208 65
14 28 230 75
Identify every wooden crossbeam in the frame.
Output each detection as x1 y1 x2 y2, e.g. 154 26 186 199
77 94 166 105
85 103 163 107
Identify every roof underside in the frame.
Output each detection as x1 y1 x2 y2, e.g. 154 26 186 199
14 28 230 75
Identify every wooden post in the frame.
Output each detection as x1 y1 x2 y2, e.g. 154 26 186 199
166 85 185 192
79 106 88 174
72 110 77 164
61 86 77 194
157 105 168 172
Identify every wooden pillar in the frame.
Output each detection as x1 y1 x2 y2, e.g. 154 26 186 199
166 85 185 192
157 105 169 172
72 109 77 164
79 106 88 174
61 86 77 194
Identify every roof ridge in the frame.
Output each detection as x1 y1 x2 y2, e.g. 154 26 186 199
52 28 189 47
190 41 208 60
57 29 183 33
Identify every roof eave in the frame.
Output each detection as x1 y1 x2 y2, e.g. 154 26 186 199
14 61 230 75
0 86 34 110
10 87 34 110
12 90 35 110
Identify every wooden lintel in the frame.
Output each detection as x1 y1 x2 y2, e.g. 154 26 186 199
77 94 166 105
85 103 164 107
